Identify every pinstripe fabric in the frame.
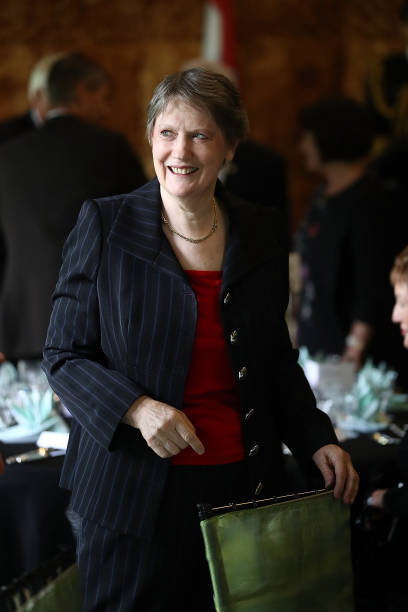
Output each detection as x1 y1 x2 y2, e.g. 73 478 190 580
77 461 253 612
43 177 338 539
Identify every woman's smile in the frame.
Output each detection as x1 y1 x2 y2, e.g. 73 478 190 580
167 165 199 175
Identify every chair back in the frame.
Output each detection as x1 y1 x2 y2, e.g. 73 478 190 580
199 489 354 612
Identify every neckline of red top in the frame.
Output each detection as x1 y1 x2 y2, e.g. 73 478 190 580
184 269 222 277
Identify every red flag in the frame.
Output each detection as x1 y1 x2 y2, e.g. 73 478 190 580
202 0 237 71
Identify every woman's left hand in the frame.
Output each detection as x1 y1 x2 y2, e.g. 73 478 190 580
312 444 359 504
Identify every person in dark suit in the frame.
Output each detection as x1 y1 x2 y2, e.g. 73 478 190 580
0 52 65 143
0 52 146 361
220 138 289 245
43 68 358 612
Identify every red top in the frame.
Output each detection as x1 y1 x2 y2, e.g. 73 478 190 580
171 270 244 465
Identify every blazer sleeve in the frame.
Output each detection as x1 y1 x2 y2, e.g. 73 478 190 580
275 322 338 459
42 199 146 450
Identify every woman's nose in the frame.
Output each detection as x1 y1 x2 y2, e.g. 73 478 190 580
392 304 400 323
173 134 189 158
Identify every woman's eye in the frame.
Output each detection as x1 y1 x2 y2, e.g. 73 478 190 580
193 132 207 140
160 130 172 137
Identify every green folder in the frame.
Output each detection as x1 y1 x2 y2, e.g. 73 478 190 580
200 490 354 612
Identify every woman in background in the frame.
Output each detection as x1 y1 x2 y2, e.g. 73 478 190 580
369 246 408 516
296 97 407 381
361 246 408 612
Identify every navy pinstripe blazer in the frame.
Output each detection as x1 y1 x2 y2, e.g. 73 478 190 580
43 178 337 537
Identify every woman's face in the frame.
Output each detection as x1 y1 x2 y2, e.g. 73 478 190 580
392 282 408 349
151 99 236 202
298 130 322 172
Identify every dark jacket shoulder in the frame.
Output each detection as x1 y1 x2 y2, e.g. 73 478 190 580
0 111 35 144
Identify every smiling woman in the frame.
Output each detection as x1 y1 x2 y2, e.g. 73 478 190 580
391 246 408 349
42 67 358 612
364 245 408 611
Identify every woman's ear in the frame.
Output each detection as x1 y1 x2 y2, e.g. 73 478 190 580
225 140 238 164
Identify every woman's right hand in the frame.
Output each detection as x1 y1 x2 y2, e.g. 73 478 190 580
122 395 205 459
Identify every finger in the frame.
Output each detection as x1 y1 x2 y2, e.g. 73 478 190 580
175 422 205 455
148 431 182 457
145 410 191 451
151 441 171 459
188 434 205 455
332 460 347 500
161 439 181 456
160 430 204 456
342 466 359 504
317 459 335 490
154 417 203 456
164 427 190 450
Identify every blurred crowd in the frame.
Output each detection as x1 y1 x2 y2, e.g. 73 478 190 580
0 37 408 388
0 9 407 612
290 0 408 395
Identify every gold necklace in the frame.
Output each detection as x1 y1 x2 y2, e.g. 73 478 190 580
161 197 218 244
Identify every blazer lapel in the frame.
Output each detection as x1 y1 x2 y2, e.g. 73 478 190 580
108 177 280 288
218 183 280 289
108 178 186 282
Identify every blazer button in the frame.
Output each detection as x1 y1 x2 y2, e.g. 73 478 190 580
248 444 260 457
238 366 248 380
230 330 238 344
254 481 263 496
244 408 254 421
224 292 231 304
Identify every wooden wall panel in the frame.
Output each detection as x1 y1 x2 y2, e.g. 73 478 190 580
0 0 404 231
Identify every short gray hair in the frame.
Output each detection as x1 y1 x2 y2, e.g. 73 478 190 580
146 68 249 147
27 52 66 101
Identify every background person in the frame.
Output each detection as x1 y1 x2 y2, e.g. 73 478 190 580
368 246 408 517
46 51 111 125
295 96 408 381
0 51 146 362
43 68 358 612
0 51 66 142
353 246 408 612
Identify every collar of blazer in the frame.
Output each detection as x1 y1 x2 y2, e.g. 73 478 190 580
108 177 284 289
